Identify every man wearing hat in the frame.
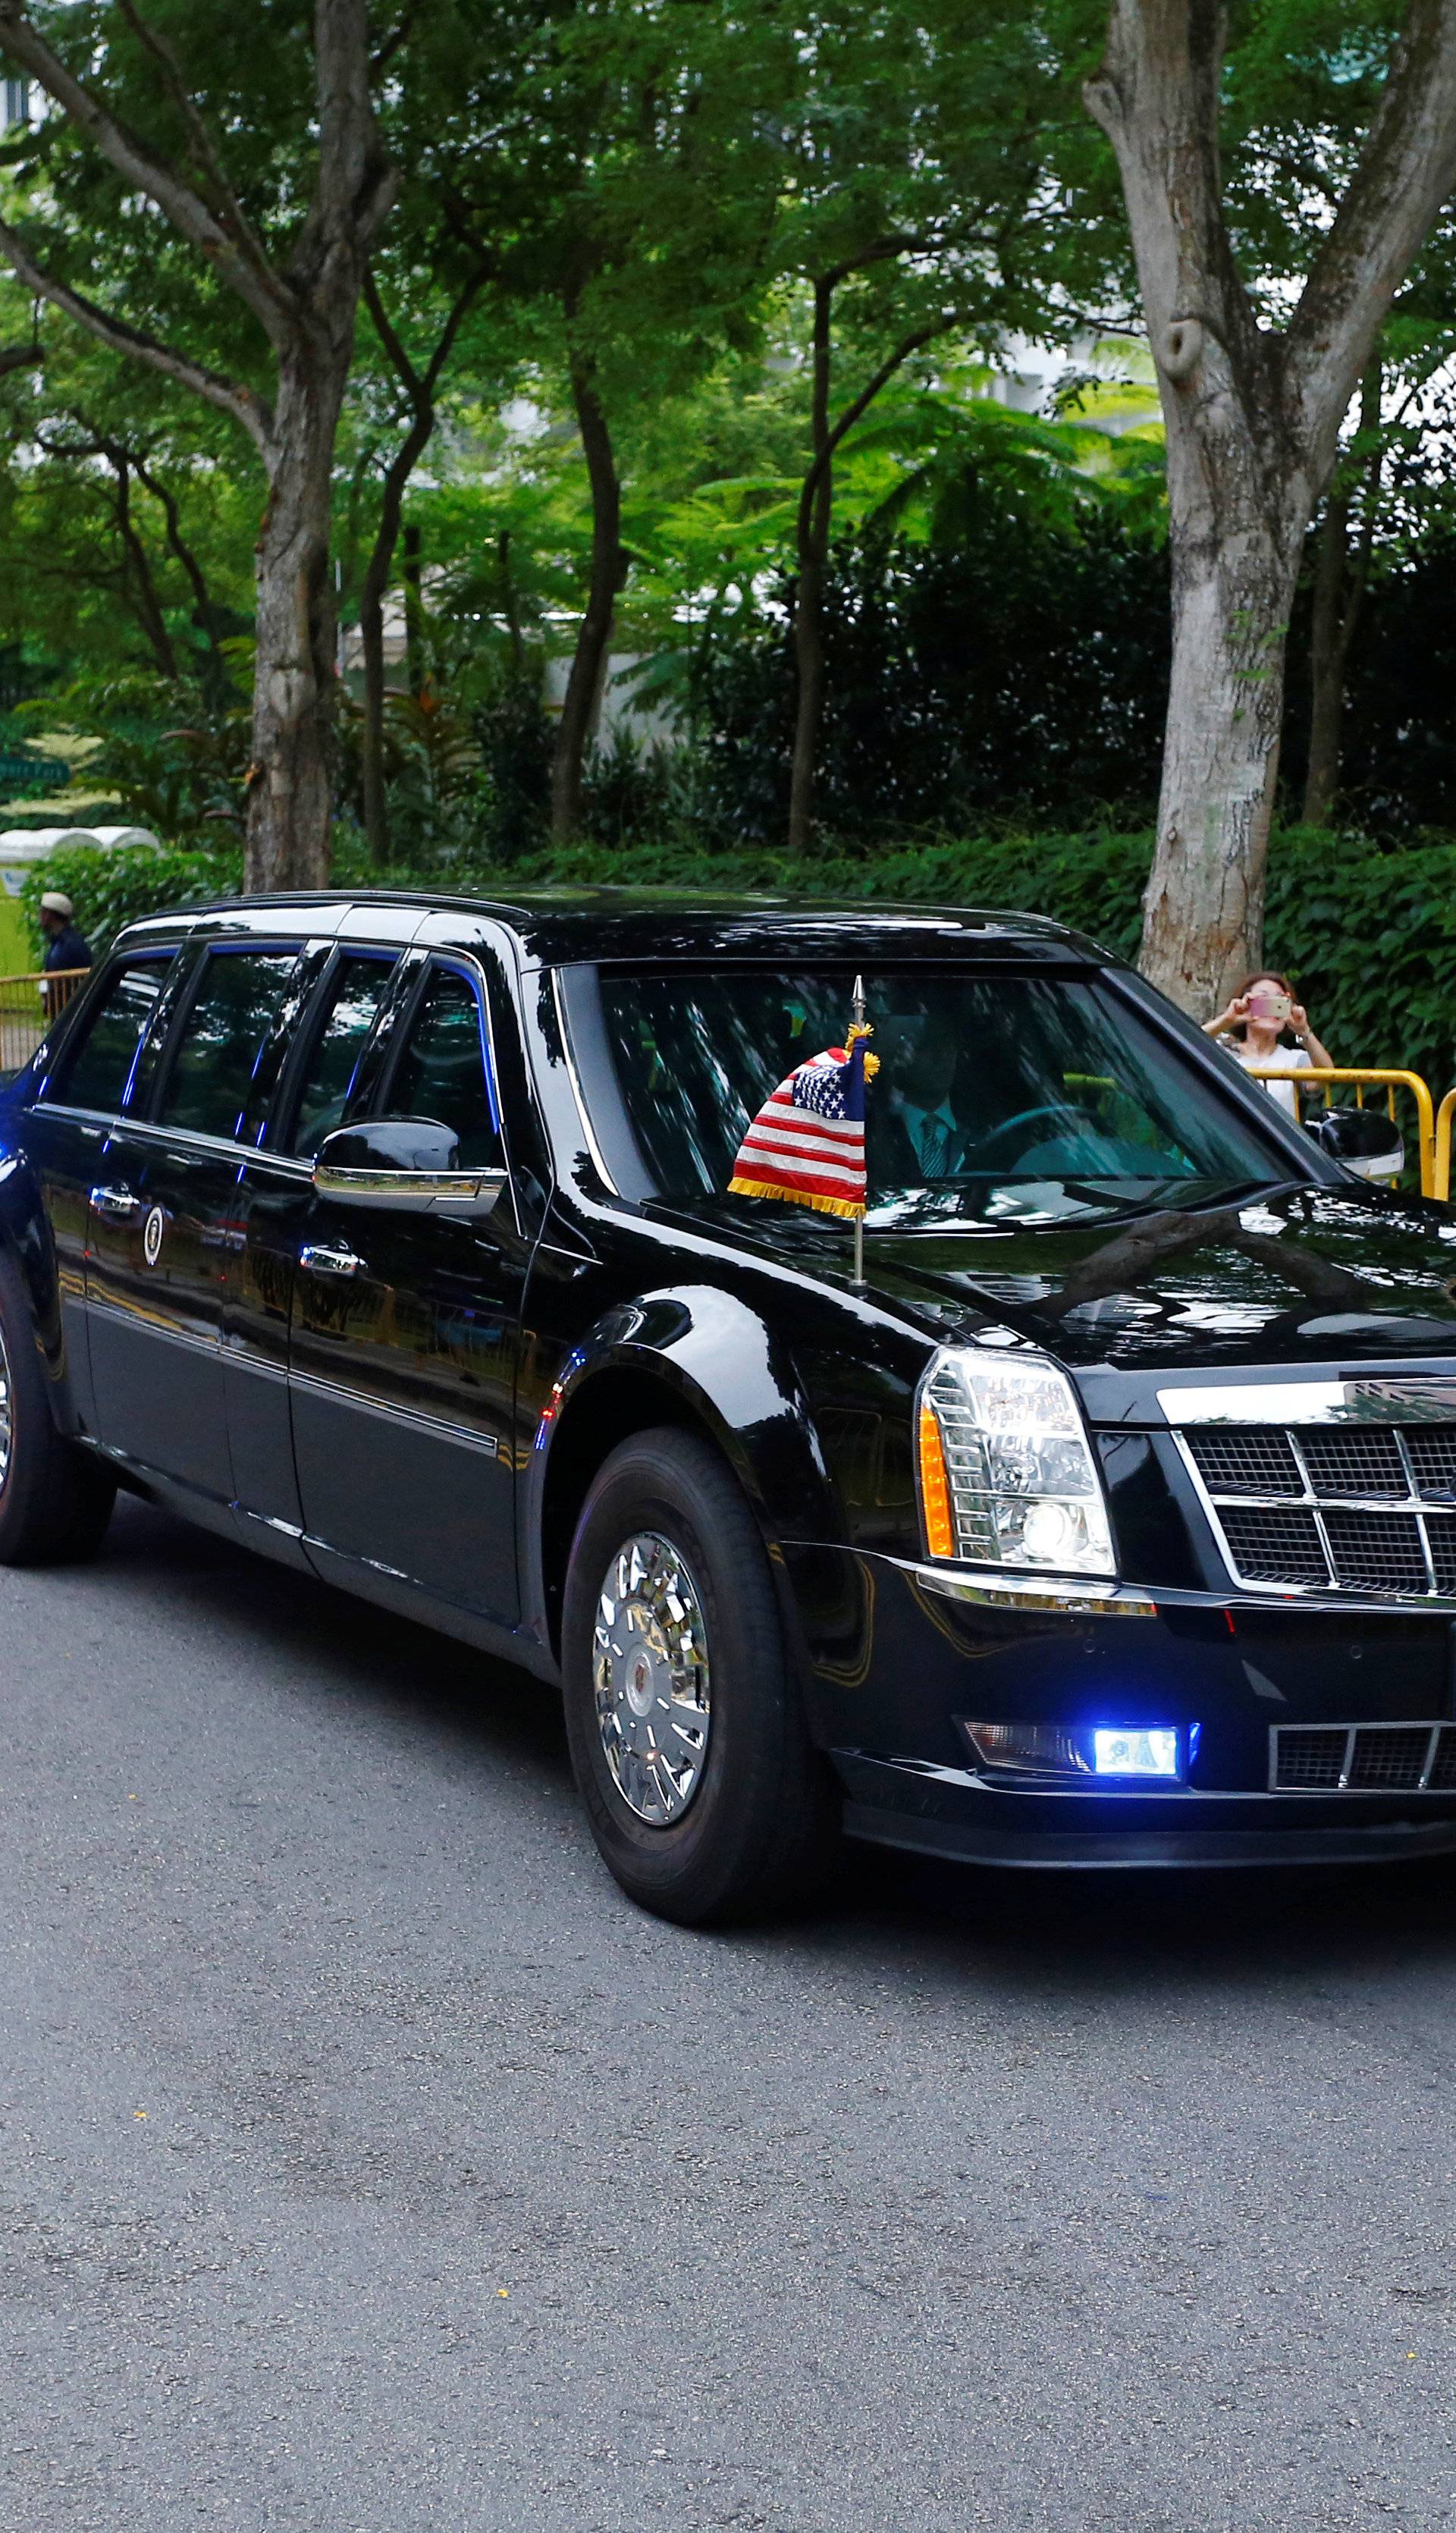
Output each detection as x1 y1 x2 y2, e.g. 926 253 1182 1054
37 891 92 1009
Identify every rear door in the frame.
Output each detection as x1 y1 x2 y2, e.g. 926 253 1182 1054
289 945 532 1624
226 939 405 1558
86 939 305 1514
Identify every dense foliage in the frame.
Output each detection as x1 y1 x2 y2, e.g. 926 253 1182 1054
26 824 1456 1127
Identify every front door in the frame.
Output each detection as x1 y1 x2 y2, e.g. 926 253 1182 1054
25 946 181 1439
289 954 529 1624
86 941 303 1511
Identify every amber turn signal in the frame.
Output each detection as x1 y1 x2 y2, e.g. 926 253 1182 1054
918 1401 955 1558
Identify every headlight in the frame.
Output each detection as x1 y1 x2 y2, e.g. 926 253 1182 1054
917 1345 1116 1577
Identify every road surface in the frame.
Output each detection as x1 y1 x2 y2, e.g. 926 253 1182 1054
4 1497 1455 2531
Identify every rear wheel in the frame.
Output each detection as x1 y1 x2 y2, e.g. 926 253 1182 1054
0 1251 115 1565
561 1427 838 1925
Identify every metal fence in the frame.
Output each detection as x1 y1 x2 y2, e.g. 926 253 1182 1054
0 968 88 1075
1248 1066 1437 1195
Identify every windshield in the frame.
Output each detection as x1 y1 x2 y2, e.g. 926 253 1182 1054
588 966 1308 1227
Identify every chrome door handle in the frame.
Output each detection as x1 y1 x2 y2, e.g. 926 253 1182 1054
90 1185 142 1219
299 1242 364 1279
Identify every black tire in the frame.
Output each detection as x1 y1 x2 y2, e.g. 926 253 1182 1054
0 1248 116 1565
561 1426 839 1926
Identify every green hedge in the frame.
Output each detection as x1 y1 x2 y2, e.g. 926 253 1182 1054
21 824 1456 1097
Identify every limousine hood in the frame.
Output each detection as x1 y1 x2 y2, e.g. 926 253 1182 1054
860 1183 1456 1376
702 1181 1456 1379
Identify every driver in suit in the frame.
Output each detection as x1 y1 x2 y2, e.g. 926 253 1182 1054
876 1024 967 1184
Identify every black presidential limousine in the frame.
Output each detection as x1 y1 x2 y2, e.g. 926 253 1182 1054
2 890 1455 1921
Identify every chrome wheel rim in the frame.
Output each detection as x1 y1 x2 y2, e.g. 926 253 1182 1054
592 1530 711 1825
0 1317 11 1494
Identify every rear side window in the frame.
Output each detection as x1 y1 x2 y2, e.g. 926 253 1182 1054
158 947 300 1143
387 965 502 1169
287 953 398 1157
53 954 175 1114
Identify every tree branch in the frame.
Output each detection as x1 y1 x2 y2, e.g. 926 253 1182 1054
364 259 484 414
1287 0 1456 469
113 0 290 323
371 0 422 77
130 452 224 664
0 0 297 347
0 215 272 451
799 315 959 524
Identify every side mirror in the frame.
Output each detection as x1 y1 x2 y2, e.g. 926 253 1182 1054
1303 1106 1404 1184
314 1116 506 1216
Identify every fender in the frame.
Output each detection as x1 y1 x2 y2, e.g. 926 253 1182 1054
522 1284 841 1657
0 1144 80 1430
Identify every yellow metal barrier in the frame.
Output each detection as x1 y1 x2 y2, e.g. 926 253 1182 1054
1247 1066 1437 1197
0 968 88 1075
1433 1088 1456 1204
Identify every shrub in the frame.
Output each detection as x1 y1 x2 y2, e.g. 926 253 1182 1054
17 840 241 962
17 821 1456 1100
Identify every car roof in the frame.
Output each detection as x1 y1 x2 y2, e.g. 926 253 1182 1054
117 889 1114 969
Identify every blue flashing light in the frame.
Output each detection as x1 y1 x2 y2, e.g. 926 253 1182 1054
1092 1726 1180 1781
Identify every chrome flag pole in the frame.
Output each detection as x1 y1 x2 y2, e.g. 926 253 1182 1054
852 973 867 1290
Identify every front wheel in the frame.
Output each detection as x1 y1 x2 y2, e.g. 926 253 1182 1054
561 1427 838 1926
0 1250 116 1565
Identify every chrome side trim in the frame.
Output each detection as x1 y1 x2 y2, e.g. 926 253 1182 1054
84 1298 221 1361
907 1560 1157 1617
287 1363 502 1456
1159 1376 1456 1426
311 1161 505 1215
551 966 620 1195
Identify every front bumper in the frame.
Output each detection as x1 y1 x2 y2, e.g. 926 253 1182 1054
784 1543 1456 1871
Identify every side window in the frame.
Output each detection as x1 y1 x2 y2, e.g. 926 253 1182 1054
387 964 503 1169
51 954 175 1114
287 953 398 1157
157 948 300 1142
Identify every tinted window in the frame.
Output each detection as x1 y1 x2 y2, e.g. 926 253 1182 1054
388 965 502 1169
287 953 397 1157
55 954 174 1114
158 948 300 1142
592 967 1298 1228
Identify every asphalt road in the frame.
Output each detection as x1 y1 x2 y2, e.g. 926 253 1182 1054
5 1497 1456 2533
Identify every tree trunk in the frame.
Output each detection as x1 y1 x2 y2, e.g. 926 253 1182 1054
1141 482 1303 1012
245 353 348 893
360 454 432 867
788 278 834 857
359 547 391 866
551 348 626 843
1301 491 1351 828
1086 0 1456 1017
402 522 425 696
1301 365 1383 827
498 529 525 673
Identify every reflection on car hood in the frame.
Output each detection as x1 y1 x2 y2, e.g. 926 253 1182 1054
703 1184 1456 1373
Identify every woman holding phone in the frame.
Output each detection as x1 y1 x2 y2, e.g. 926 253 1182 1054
1203 971 1334 1116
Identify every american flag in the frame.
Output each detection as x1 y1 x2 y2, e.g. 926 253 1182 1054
728 1036 869 1220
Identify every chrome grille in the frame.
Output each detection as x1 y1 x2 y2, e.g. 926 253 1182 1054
1301 1430 1407 1499
1273 1722 1456 1793
1182 1422 1456 1601
1188 1428 1302 1496
1407 1431 1456 1498
1217 1505 1328 1585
